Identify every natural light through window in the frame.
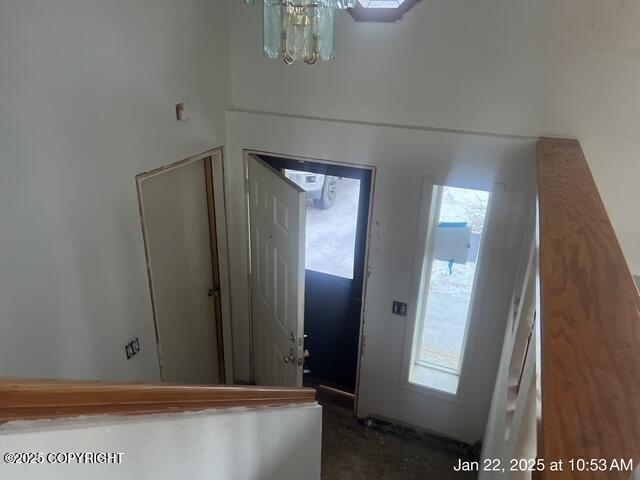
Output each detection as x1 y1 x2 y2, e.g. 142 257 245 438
357 0 406 8
284 169 361 279
410 185 490 395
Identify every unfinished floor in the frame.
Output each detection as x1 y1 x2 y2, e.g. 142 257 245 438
321 405 477 480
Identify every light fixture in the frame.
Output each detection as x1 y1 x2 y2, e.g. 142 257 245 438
245 0 355 64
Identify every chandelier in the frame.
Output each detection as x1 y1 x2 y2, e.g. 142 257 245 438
246 0 356 64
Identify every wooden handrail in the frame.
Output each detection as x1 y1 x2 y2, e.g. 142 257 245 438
0 379 317 424
537 139 640 477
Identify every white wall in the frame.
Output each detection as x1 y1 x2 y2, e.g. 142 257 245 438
225 110 536 442
227 0 640 274
0 0 231 381
0 404 322 480
2 0 636 444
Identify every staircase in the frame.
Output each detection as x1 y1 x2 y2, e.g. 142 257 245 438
0 380 321 480
480 139 640 479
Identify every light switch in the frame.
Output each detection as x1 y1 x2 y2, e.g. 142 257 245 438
392 301 407 317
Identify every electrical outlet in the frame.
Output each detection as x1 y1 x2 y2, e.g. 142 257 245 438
125 337 140 360
392 301 407 317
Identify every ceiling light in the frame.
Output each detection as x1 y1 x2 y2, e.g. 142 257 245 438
245 0 356 64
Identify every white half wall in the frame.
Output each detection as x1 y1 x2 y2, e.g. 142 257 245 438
224 110 536 442
0 404 322 480
227 0 640 274
0 0 231 381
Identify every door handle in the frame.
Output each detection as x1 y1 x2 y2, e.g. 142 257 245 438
282 349 296 364
208 287 220 297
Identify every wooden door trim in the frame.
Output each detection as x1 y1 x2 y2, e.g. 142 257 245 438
204 157 226 382
136 148 227 383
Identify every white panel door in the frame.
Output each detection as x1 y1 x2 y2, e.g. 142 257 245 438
248 154 306 387
140 158 219 385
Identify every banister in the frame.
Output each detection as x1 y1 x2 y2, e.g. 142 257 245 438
0 378 317 424
537 138 640 477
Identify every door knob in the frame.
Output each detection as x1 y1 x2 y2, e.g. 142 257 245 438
282 349 296 364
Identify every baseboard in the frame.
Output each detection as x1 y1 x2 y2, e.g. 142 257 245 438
363 416 481 460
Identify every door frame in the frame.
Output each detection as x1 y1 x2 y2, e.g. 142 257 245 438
136 147 233 384
243 149 376 413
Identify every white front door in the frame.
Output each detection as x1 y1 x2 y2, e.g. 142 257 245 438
247 154 306 387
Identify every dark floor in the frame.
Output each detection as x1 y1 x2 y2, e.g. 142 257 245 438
321 404 477 480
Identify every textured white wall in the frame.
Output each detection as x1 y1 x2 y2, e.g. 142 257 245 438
0 0 231 381
227 0 640 274
225 110 536 442
0 404 322 480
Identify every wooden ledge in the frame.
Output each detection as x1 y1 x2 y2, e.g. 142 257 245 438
0 379 317 424
537 138 640 476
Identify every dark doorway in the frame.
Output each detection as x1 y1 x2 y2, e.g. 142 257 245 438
259 155 372 394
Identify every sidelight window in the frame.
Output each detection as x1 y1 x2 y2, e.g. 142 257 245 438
409 184 491 395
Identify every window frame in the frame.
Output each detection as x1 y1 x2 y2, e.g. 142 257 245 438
348 0 420 23
400 175 504 402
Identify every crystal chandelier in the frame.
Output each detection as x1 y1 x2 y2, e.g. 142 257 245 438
246 0 356 64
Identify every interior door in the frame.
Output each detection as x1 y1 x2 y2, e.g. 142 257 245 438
139 158 219 384
248 154 306 387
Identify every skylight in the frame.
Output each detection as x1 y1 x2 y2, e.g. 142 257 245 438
349 0 417 22
357 0 406 8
